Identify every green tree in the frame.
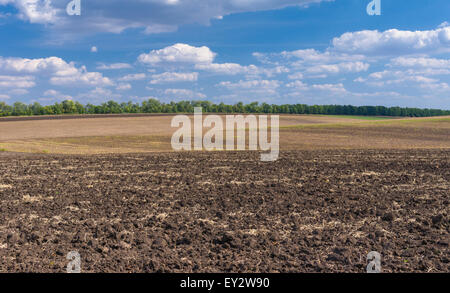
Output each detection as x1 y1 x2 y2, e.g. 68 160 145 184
62 100 77 114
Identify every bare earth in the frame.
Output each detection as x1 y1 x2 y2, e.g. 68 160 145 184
0 150 448 272
0 114 448 273
0 115 449 154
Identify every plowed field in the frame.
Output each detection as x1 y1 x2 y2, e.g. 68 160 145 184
0 150 448 272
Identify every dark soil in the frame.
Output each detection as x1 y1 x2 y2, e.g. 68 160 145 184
0 150 448 272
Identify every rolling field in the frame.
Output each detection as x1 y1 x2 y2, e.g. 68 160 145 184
0 114 449 154
0 114 448 272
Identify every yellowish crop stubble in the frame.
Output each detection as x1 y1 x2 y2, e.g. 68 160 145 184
0 115 449 154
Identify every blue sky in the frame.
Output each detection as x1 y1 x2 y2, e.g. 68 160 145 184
0 0 449 109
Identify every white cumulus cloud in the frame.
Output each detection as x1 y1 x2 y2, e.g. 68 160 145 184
150 72 198 84
0 0 331 36
0 75 35 88
0 56 112 87
331 25 450 56
139 43 216 65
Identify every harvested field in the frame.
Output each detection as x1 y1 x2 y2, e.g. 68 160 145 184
0 115 449 154
0 150 448 273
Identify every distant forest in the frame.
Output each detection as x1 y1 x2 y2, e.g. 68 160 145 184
1 99 449 117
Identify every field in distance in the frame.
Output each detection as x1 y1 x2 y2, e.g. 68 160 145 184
0 114 449 154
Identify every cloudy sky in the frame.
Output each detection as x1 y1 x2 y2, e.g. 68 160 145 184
0 0 449 109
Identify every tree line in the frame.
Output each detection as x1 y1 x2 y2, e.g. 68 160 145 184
0 99 449 117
